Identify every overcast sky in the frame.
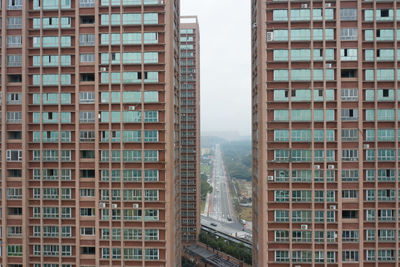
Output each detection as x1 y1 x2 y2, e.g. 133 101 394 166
181 0 251 136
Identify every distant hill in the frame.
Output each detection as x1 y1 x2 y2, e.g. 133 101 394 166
221 140 252 181
201 136 226 148
202 131 250 142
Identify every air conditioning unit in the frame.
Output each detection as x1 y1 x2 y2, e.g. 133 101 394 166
363 144 370 149
325 3 331 7
100 67 107 72
301 3 308 8
326 63 332 68
330 205 337 210
99 202 106 208
314 165 320 169
111 204 117 208
295 265 301 267
132 204 139 209
334 233 338 238
267 176 274 181
328 165 335 169
129 106 135 111
301 224 308 230
252 23 257 29
267 32 274 41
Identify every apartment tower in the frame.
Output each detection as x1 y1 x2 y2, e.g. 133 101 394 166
253 0 400 265
1 0 181 266
179 16 200 244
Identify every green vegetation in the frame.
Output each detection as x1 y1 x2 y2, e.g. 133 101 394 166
200 152 213 209
181 258 196 267
199 230 252 265
222 140 252 181
201 163 211 176
201 173 213 200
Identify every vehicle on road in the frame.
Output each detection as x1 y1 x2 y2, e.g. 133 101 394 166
211 223 218 227
240 219 246 225
227 216 232 221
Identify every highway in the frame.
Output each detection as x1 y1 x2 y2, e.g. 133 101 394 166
207 144 235 223
202 143 252 242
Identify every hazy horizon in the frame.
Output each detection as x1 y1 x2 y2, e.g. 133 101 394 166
181 0 251 136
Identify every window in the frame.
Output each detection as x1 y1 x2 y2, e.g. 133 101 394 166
145 249 159 260
378 209 395 221
81 247 95 255
378 189 395 201
341 89 358 101
80 227 95 236
7 188 22 200
80 111 95 123
7 150 22 161
7 226 22 237
81 150 95 159
341 109 358 120
7 93 22 104
7 55 22 67
342 169 359 182
80 131 95 142
7 0 22 10
378 230 395 241
343 251 359 262
80 53 95 63
341 28 358 40
275 210 289 222
342 190 358 199
292 210 312 222
145 229 159 240
8 74 21 83
341 69 357 78
273 9 288 21
80 189 95 197
80 34 95 46
80 73 95 82
342 149 358 161
80 16 94 24
292 251 312 263
8 169 22 177
8 207 22 215
292 190 312 202
274 230 289 242
102 248 110 259
8 245 22 256
79 92 95 103
275 251 289 262
342 210 358 219
7 35 22 47
342 129 358 141
341 49 357 61
340 8 357 20
7 17 22 29
80 208 95 216
81 170 95 178
80 0 95 7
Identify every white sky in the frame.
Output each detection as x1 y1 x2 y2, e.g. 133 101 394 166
181 0 251 136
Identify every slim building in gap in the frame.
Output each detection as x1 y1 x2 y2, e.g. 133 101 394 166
253 0 400 266
1 0 181 266
179 16 200 243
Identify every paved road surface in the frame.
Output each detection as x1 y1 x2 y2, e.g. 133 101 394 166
202 143 252 240
207 144 235 223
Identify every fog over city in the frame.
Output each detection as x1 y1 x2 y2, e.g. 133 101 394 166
181 0 251 136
